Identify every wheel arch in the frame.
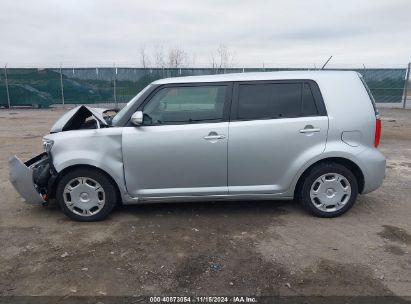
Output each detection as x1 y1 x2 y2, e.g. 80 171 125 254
49 164 121 202
293 157 365 199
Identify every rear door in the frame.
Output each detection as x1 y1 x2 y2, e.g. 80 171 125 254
228 80 328 195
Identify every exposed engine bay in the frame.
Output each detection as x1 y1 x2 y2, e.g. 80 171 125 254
50 105 118 133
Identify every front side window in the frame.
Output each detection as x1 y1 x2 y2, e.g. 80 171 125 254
142 85 227 125
237 82 320 120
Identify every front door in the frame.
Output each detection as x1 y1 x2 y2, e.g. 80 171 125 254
122 83 231 198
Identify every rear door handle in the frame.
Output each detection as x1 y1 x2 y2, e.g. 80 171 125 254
300 127 321 133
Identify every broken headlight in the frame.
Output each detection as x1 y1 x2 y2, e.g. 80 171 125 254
42 139 54 152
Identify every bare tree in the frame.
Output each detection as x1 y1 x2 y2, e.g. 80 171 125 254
168 47 189 69
210 44 236 72
139 44 150 68
153 44 166 69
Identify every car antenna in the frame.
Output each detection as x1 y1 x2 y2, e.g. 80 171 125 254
321 56 333 70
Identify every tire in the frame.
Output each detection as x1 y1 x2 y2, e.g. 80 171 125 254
298 162 358 218
56 168 118 221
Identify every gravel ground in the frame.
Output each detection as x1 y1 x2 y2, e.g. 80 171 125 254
0 108 410 299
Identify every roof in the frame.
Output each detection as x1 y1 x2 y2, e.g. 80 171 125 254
152 70 360 85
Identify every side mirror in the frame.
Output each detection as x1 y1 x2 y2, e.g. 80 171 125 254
130 111 143 126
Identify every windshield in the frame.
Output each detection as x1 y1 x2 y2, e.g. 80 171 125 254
111 84 152 126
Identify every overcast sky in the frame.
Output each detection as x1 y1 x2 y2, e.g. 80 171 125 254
1 0 410 68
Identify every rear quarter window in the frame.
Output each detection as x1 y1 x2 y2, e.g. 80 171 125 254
302 83 319 116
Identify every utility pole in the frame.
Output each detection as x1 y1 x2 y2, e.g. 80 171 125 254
113 63 118 109
4 64 11 108
59 64 65 106
403 62 410 109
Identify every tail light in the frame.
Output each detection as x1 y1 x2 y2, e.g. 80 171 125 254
374 117 381 148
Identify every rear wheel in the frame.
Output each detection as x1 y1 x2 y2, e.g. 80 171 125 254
298 163 358 217
56 168 117 221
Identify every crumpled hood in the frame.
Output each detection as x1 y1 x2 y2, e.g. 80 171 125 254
50 105 110 133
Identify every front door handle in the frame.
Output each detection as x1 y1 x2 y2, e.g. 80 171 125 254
204 134 226 140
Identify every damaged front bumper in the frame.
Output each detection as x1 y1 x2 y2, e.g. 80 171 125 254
9 152 51 204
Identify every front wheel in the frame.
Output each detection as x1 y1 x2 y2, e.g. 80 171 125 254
298 163 358 218
56 168 118 221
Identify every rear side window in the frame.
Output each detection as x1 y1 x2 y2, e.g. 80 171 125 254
238 83 300 119
236 81 324 120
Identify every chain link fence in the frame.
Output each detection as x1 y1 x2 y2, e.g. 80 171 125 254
1 65 410 108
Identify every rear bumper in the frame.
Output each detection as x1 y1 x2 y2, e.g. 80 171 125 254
356 148 386 194
9 153 48 204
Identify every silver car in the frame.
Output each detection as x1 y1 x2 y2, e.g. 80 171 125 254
9 71 386 221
